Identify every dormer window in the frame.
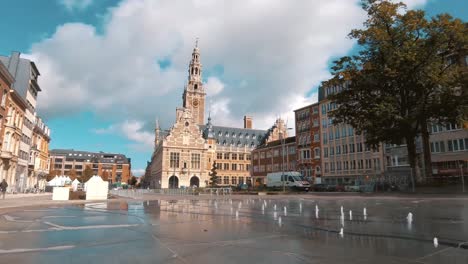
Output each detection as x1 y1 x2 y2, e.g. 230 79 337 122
232 132 236 137
218 131 222 136
225 132 229 137
239 133 243 138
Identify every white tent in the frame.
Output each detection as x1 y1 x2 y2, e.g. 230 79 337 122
72 179 80 191
85 175 108 200
47 176 62 187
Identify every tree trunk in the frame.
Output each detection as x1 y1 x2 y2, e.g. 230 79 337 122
406 135 419 192
421 119 432 184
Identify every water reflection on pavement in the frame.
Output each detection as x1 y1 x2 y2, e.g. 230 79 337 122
0 197 467 264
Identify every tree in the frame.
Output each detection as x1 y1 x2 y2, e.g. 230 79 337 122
326 0 467 185
69 169 77 180
82 166 94 183
209 161 219 187
130 176 138 186
47 170 61 181
101 170 110 181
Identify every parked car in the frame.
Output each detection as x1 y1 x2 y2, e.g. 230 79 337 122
345 185 360 192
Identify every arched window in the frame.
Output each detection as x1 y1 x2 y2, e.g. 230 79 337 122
194 84 198 90
1 90 6 107
3 132 10 151
191 67 194 75
195 68 198 75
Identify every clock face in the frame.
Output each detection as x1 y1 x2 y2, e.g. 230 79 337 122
192 99 199 107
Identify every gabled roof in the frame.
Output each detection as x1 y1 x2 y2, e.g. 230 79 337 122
200 124 267 147
254 136 296 150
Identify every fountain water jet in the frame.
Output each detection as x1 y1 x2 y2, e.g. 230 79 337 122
407 212 413 224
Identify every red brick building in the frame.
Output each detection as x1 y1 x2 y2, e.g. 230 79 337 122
251 136 296 186
294 102 322 183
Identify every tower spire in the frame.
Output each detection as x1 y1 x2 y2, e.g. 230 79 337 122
182 38 206 126
154 118 161 149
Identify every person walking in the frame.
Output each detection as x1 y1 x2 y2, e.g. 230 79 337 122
0 179 8 199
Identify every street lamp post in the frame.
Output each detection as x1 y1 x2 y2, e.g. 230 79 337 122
282 128 293 193
460 161 465 193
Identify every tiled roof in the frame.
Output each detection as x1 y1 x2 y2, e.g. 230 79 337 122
200 125 267 147
255 136 296 150
50 149 130 164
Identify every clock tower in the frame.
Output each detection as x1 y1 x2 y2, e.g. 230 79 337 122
182 39 206 126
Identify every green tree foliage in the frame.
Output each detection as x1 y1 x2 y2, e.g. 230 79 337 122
82 166 94 183
325 0 467 183
209 161 219 187
130 176 138 186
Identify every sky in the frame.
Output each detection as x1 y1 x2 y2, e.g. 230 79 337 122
0 0 466 176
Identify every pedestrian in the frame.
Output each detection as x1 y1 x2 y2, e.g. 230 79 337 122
0 179 8 199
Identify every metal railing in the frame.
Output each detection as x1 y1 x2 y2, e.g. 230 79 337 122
201 188 232 196
110 187 233 198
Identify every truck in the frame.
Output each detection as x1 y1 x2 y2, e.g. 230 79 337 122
266 171 310 191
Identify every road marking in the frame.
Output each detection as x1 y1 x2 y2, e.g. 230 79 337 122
0 245 75 254
3 215 33 223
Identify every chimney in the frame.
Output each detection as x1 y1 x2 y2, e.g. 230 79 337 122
243 116 253 129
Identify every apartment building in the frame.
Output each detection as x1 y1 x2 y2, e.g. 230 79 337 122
294 102 322 183
0 52 43 192
29 116 50 189
251 136 296 186
318 84 385 185
49 149 131 184
0 62 27 192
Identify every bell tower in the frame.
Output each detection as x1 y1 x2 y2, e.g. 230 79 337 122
183 38 206 126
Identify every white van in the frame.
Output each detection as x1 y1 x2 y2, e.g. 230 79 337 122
266 171 310 191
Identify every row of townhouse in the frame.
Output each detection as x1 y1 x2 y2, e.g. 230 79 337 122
252 82 467 187
0 52 51 192
252 50 467 186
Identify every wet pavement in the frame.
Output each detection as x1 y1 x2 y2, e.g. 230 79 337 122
0 197 467 263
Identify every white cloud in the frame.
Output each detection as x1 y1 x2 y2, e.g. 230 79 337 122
93 120 154 151
205 77 224 96
34 0 429 134
59 0 94 11
131 169 145 177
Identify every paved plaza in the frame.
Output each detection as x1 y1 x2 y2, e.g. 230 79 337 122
0 195 467 263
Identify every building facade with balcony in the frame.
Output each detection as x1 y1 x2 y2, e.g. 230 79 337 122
49 149 131 184
29 116 50 189
0 61 27 192
0 52 43 192
294 102 322 183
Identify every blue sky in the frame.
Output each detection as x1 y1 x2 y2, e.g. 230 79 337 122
0 0 466 176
